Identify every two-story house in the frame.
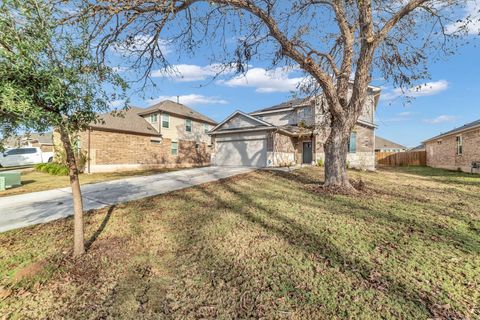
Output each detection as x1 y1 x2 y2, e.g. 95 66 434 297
70 100 216 173
209 86 381 170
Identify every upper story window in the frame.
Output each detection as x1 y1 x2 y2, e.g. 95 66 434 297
456 136 463 155
299 106 312 119
185 119 192 132
150 114 158 123
162 114 170 128
203 123 210 133
348 131 357 153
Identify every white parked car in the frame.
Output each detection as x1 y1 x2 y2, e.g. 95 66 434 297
0 147 54 167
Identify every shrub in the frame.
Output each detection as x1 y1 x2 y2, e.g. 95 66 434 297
35 162 69 176
55 149 88 173
317 159 324 167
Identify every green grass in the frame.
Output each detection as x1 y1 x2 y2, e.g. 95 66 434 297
0 167 187 197
0 166 479 319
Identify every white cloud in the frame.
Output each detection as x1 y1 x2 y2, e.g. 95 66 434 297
109 99 126 108
423 115 458 124
111 66 129 73
151 64 236 82
381 111 413 123
111 35 172 56
446 1 480 35
381 80 449 101
146 94 228 106
218 67 307 93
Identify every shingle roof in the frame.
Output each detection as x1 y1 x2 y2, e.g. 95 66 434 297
375 136 406 150
251 97 311 113
138 100 217 125
424 119 480 142
91 107 159 136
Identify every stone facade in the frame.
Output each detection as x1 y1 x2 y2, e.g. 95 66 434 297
425 127 480 173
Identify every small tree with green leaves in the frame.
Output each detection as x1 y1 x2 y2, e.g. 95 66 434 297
0 0 126 256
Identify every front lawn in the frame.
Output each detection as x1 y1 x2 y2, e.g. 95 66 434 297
0 167 185 197
0 167 478 319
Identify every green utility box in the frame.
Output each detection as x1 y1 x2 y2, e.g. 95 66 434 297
0 171 21 190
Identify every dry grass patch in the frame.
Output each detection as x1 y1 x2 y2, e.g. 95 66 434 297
0 166 479 319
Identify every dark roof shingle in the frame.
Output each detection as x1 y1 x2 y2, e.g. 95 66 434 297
424 119 480 142
138 100 217 124
375 136 406 150
91 107 159 136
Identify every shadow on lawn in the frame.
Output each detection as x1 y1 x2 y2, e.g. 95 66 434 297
164 174 465 318
382 166 480 187
270 170 480 254
85 205 116 251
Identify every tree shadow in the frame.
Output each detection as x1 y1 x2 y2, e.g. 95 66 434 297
163 172 473 318
85 205 116 251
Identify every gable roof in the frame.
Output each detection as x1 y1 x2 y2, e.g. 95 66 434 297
137 100 217 125
4 132 53 147
375 136 406 150
424 119 480 143
251 97 311 114
209 110 275 134
91 107 160 136
250 84 382 115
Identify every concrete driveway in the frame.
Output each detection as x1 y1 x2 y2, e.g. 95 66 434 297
0 166 254 233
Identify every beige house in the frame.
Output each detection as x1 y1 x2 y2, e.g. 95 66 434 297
209 87 381 169
424 119 480 173
375 136 406 153
71 100 216 173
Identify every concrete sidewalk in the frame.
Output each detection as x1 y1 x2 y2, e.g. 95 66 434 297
0 166 254 233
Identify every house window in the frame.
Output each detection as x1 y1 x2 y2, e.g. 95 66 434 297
162 114 170 128
299 107 312 119
171 141 178 156
150 114 158 123
203 123 210 133
456 136 463 155
185 119 192 132
348 132 357 153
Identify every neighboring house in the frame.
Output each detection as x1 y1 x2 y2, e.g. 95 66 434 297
4 132 54 152
408 144 425 152
56 100 216 173
375 136 407 153
209 87 381 169
424 119 480 173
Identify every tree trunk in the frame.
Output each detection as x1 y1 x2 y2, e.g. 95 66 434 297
58 127 85 256
323 121 354 191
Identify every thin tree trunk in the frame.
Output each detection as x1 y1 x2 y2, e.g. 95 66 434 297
323 121 354 191
58 127 85 256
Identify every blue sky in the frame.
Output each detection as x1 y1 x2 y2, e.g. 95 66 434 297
108 3 480 149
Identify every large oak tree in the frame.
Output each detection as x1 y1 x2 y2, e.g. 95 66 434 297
79 0 474 189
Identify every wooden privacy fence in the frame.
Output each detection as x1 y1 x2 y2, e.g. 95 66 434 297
376 151 426 166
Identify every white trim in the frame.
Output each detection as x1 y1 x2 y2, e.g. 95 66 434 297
250 107 294 116
209 127 276 135
210 110 274 133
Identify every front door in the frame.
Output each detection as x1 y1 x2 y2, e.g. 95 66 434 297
302 141 312 164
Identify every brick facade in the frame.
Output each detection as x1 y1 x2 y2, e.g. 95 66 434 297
55 129 211 173
426 127 480 173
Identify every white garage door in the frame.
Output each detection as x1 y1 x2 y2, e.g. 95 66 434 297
215 136 267 167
